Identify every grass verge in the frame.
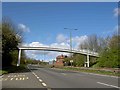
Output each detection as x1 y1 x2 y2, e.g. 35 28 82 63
0 64 27 75
54 66 120 77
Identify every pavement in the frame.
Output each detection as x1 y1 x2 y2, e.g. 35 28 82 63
1 64 120 90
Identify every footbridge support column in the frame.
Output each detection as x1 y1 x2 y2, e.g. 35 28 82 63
87 54 90 67
84 54 90 67
17 49 21 66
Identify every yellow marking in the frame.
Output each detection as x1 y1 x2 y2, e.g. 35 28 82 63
19 78 22 80
0 78 3 81
14 75 16 77
10 78 13 80
26 77 29 79
4 78 8 81
10 75 13 77
8 76 10 77
16 78 18 80
22 78 25 80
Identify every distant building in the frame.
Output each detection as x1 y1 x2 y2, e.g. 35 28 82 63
49 60 56 65
55 55 67 67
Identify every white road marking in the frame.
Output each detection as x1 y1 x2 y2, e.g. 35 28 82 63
82 72 119 78
35 74 37 77
10 78 13 80
97 82 120 88
42 83 47 87
37 77 39 79
39 79 42 82
61 73 66 75
32 72 35 74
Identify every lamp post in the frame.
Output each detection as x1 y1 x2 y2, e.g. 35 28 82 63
64 28 78 52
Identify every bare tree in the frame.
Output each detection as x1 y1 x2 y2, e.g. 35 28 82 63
79 34 99 52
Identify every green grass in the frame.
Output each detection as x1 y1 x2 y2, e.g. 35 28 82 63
1 64 26 75
55 67 120 77
0 70 8 75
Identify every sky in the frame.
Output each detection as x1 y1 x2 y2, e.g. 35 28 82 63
2 2 119 61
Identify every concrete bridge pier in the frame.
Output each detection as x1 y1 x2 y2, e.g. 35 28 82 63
17 49 21 66
84 54 90 67
87 54 90 67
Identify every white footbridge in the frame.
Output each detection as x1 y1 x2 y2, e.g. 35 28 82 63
17 46 99 67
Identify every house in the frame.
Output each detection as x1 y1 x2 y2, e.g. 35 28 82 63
55 55 67 67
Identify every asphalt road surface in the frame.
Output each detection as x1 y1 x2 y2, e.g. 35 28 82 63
1 64 120 90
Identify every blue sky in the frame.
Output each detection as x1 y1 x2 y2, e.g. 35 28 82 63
2 2 118 61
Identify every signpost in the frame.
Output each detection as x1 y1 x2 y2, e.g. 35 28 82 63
70 60 73 67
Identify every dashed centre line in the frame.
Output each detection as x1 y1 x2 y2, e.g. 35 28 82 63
37 77 39 79
39 79 42 82
42 83 47 87
31 71 47 87
28 67 48 88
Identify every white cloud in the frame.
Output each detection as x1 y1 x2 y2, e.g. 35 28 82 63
18 24 30 32
72 35 88 44
114 8 120 17
56 34 67 43
50 42 69 49
66 35 88 49
29 42 48 47
22 42 49 47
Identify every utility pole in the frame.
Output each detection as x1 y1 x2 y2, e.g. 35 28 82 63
64 28 78 53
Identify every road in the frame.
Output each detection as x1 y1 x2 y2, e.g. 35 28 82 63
1 64 120 90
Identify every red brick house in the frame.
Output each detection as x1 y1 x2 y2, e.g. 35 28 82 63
55 55 67 67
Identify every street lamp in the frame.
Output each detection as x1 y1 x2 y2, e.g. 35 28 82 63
64 28 78 51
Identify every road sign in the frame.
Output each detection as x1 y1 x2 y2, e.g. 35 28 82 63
70 60 73 63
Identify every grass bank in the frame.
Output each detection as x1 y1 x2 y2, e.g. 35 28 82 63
53 66 120 77
0 64 27 75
